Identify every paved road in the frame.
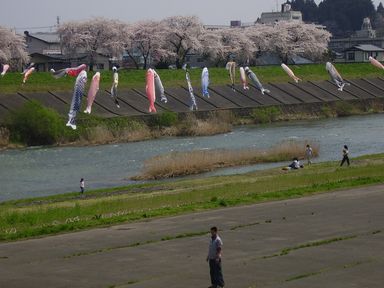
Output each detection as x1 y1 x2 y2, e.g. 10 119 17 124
1 185 384 288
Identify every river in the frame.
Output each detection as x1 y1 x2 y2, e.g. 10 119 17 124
1 114 383 202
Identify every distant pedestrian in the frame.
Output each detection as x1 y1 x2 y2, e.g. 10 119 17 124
340 145 350 167
306 144 313 165
80 178 85 193
206 226 225 288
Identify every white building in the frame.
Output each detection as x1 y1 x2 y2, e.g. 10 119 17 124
258 3 302 25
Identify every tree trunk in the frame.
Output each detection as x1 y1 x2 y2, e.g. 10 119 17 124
176 58 182 69
127 52 140 69
143 57 148 70
89 52 95 71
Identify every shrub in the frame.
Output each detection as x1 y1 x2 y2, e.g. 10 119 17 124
334 102 356 117
7 100 65 146
150 111 179 128
251 106 281 124
321 104 333 118
0 127 10 146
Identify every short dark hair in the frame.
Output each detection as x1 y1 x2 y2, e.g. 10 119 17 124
344 145 348 149
210 226 218 232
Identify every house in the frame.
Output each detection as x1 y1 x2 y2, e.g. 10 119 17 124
341 44 384 63
24 31 112 71
329 18 384 54
24 31 62 56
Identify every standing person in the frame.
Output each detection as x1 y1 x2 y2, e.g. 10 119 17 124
80 178 85 194
306 144 313 165
340 145 350 167
206 227 225 288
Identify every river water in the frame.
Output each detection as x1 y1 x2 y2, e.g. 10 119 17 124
1 114 384 202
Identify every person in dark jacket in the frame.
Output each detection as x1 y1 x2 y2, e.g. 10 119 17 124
340 145 350 167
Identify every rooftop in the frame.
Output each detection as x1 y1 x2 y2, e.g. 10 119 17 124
346 44 384 52
25 31 60 43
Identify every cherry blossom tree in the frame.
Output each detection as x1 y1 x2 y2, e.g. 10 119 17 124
125 20 170 69
245 24 274 55
0 26 29 67
197 30 224 66
216 28 257 65
161 16 206 68
264 22 331 63
58 18 127 70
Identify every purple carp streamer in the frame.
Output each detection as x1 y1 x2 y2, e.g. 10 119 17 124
201 67 210 98
66 70 87 130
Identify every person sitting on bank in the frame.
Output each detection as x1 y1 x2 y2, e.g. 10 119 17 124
289 158 301 169
283 158 303 170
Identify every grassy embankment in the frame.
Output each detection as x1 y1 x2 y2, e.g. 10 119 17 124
0 63 383 94
1 153 383 241
133 140 319 180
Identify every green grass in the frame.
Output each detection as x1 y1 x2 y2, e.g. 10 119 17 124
264 235 358 259
285 259 375 282
1 153 384 241
0 63 382 94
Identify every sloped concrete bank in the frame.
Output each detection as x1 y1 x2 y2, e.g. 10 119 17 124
1 77 384 119
0 78 384 148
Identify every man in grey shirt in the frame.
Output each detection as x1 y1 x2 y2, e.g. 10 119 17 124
206 226 225 288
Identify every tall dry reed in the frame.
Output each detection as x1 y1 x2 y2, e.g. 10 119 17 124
133 140 319 180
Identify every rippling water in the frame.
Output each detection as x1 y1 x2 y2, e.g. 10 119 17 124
1 114 383 201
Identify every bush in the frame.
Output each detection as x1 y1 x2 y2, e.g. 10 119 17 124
251 106 281 124
0 127 10 146
7 100 65 146
321 104 333 118
334 102 356 117
150 111 179 128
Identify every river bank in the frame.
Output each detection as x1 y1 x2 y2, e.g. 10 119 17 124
1 153 383 241
1 98 383 150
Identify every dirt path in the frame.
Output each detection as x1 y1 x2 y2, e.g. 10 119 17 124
1 184 384 288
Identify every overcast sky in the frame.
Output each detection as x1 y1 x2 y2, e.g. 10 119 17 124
0 0 383 31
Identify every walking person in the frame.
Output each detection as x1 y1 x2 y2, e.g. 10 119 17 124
340 145 350 167
306 144 313 165
206 226 225 288
80 178 85 194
